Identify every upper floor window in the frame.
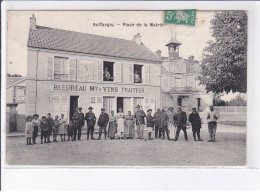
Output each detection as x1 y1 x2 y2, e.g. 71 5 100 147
14 86 26 102
54 56 69 80
134 64 143 83
103 61 114 82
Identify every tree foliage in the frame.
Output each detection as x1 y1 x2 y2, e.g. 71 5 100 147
199 11 247 94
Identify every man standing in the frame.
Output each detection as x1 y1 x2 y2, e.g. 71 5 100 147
168 107 177 140
146 109 154 140
72 108 79 141
174 107 188 141
85 106 96 140
207 105 220 142
46 113 54 143
97 108 109 140
189 108 203 141
153 108 161 139
77 107 85 141
159 109 169 140
134 105 146 140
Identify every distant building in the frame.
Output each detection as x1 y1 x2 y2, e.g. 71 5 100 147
159 31 212 112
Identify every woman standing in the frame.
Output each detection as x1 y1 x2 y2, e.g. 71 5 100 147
108 111 117 139
124 111 135 139
116 108 125 139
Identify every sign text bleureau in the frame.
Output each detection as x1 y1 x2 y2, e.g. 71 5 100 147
53 84 145 94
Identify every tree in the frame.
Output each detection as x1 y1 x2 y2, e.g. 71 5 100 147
199 11 247 94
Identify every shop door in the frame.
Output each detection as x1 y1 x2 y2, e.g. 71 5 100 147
70 96 79 120
123 97 131 115
103 97 115 115
117 97 124 113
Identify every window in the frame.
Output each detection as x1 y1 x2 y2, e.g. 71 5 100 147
134 64 143 83
175 78 182 87
54 57 69 80
14 86 26 102
103 61 114 81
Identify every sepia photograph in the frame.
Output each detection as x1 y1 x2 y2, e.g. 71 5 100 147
5 10 247 167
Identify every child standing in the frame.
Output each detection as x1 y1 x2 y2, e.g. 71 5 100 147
59 114 67 142
32 114 40 144
25 116 33 145
53 115 60 142
40 116 48 144
67 120 74 141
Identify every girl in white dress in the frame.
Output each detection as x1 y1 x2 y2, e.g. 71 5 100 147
116 108 125 139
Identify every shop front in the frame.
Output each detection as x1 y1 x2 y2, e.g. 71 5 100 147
35 81 160 121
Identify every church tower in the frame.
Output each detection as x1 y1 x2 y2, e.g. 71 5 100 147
166 28 181 59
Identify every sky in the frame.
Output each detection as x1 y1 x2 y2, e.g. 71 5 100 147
7 10 215 76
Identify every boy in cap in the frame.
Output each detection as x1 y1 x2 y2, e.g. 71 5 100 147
189 108 203 141
46 113 54 143
97 108 109 140
32 114 40 144
85 106 96 140
40 116 48 144
134 105 146 139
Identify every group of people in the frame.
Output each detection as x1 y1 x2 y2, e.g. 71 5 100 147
25 105 220 145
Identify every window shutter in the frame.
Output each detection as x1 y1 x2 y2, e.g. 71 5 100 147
128 64 134 83
47 56 54 80
143 65 150 84
77 59 89 81
97 60 103 82
150 97 156 112
115 62 122 82
89 60 94 80
69 58 76 81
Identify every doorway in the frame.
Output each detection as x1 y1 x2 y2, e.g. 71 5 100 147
70 96 79 120
197 98 201 110
117 97 124 113
177 97 182 107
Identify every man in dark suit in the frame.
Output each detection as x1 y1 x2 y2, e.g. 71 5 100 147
97 108 109 140
85 106 96 140
153 108 161 139
174 107 188 141
189 107 203 141
77 107 85 140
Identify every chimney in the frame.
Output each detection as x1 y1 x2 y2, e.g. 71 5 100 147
133 33 142 45
30 14 36 30
155 50 162 58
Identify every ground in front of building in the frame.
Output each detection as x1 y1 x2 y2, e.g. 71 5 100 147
6 124 246 166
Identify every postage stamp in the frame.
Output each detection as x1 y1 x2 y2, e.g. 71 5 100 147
164 10 196 26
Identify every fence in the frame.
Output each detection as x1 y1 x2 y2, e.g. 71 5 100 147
214 106 246 122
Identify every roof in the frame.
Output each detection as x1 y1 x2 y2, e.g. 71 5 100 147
6 77 26 88
28 26 161 63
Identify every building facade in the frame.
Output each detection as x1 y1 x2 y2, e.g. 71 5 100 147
26 15 162 121
159 32 212 112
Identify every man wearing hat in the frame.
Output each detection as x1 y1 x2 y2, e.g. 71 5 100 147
32 114 40 144
97 108 109 140
134 105 146 139
72 108 79 141
153 108 161 139
85 106 96 140
189 108 203 141
77 107 85 141
174 107 188 141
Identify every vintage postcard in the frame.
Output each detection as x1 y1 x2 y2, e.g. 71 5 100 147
5 10 247 167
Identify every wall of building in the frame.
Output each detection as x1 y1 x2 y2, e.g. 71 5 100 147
26 48 161 115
